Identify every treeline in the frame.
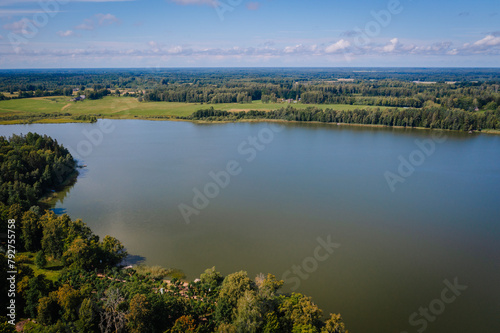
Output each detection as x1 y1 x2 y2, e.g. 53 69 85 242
143 86 255 104
1 69 500 113
1 68 500 93
0 134 349 332
188 106 500 131
1 262 349 332
137 79 500 111
0 88 112 101
0 113 97 124
0 133 76 209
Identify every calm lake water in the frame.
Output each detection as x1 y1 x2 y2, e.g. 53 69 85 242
1 120 499 333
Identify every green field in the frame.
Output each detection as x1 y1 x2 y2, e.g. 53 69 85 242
0 96 394 124
17 252 64 282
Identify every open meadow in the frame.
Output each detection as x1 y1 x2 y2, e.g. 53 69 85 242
0 96 395 124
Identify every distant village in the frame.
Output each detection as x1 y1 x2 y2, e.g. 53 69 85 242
277 97 301 104
70 88 86 102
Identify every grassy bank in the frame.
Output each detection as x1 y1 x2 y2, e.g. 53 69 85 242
0 95 395 124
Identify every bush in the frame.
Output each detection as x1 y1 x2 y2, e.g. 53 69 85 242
35 251 47 269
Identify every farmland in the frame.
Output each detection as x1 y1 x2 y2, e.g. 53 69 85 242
0 96 394 124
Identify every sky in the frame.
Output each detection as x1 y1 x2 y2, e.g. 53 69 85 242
0 0 499 68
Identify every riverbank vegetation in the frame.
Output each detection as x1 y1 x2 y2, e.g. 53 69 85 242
187 105 500 132
0 133 349 332
1 68 499 131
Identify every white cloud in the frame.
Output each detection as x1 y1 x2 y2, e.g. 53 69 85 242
168 46 183 54
75 19 95 31
284 44 304 54
3 34 500 65
75 13 119 31
57 30 74 37
383 38 399 52
96 13 119 25
473 35 500 47
325 39 350 53
2 19 33 34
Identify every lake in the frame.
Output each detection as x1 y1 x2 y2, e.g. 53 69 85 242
1 120 499 333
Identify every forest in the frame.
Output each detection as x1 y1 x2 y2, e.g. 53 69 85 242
1 68 500 131
187 105 500 132
0 134 349 333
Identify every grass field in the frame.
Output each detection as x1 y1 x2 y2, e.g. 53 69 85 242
0 92 19 98
17 252 64 282
0 96 394 124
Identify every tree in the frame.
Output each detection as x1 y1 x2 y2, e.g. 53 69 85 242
40 211 69 259
62 238 100 270
21 210 42 251
256 273 283 298
126 294 152 333
170 315 196 333
215 271 255 324
76 298 99 333
56 284 83 322
321 314 349 333
101 235 127 267
233 290 263 333
200 266 224 288
36 292 59 325
216 323 237 333
99 288 128 333
0 317 16 333
24 274 53 318
278 293 323 331
35 251 47 268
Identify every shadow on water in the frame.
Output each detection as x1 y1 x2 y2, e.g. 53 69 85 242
41 169 80 212
50 207 67 215
123 253 146 266
76 162 89 178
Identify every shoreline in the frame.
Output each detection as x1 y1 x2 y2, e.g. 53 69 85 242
1 115 499 135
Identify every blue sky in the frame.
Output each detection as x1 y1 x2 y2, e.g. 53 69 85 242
0 0 499 68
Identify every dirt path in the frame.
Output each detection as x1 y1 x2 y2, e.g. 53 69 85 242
61 103 72 111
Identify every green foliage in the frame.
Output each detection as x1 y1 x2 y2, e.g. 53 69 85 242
292 323 320 333
321 314 349 333
56 284 83 322
233 290 263 333
76 298 99 333
133 265 178 280
189 105 500 132
0 133 76 209
126 294 152 333
256 273 284 298
215 271 256 324
23 274 54 318
0 255 11 313
21 209 43 252
278 293 323 331
0 318 16 333
0 324 15 333
170 315 196 333
36 292 60 325
35 250 47 268
200 266 224 288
